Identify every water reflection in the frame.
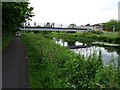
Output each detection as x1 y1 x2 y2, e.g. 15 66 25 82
53 38 119 65
72 46 118 65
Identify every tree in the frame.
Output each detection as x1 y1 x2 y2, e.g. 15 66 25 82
117 21 120 36
103 19 118 31
45 22 51 27
2 2 34 32
51 23 55 28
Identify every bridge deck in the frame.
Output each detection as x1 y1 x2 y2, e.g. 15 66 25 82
19 27 92 32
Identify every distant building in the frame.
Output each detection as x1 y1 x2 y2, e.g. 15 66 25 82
118 1 120 21
51 23 55 28
68 24 77 28
79 23 103 30
80 24 93 30
85 24 90 26
92 23 103 31
85 24 91 30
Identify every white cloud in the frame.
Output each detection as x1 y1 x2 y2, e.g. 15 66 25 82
29 0 120 26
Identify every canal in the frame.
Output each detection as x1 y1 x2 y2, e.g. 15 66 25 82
53 38 120 66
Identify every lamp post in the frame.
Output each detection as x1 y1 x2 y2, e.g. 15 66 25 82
23 22 25 35
34 21 36 27
23 21 27 35
112 25 115 32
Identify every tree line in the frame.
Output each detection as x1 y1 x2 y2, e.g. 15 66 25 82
103 19 120 32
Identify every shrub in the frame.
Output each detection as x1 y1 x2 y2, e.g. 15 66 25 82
22 33 119 88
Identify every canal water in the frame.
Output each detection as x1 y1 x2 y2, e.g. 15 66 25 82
53 38 120 66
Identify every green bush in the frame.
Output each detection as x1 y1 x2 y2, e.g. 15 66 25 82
2 31 14 50
114 37 120 44
22 33 119 88
91 31 104 35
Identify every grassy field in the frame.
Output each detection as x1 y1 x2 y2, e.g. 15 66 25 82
76 31 119 37
102 31 119 38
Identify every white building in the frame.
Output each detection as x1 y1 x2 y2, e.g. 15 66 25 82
92 23 103 31
118 1 120 21
68 24 77 28
80 25 93 30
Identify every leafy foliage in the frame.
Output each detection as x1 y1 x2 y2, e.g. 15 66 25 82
22 33 119 88
2 2 34 49
2 2 34 32
103 19 120 31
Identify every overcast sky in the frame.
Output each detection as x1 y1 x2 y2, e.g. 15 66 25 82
29 0 120 26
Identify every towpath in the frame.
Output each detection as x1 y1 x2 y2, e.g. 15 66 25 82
2 37 29 88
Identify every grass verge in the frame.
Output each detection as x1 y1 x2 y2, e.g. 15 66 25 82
22 32 119 88
2 31 14 50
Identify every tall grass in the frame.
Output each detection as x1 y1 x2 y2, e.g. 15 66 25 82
22 33 119 88
2 31 14 50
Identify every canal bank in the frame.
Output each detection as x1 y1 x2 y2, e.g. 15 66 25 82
21 32 120 88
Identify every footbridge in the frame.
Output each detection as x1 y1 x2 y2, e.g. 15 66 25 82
19 27 92 32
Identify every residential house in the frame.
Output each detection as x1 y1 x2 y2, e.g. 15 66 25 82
92 23 103 31
68 24 77 28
